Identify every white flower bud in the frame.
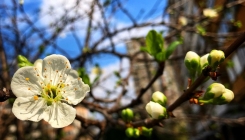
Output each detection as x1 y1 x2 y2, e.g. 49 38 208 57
184 51 200 71
208 50 225 69
213 89 234 104
200 54 209 70
151 91 167 107
202 83 225 100
145 101 167 119
178 16 188 26
203 8 218 18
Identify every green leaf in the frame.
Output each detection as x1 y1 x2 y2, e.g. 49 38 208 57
165 40 182 59
196 25 206 35
140 46 150 54
155 52 166 62
145 30 164 55
17 55 33 68
77 68 91 86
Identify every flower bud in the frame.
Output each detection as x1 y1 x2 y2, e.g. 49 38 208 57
203 8 218 18
17 55 33 68
202 83 225 100
145 101 167 119
133 128 141 138
213 89 234 105
121 108 134 122
184 51 200 79
178 16 188 26
208 50 225 69
92 66 102 75
200 54 209 70
125 127 134 138
152 91 167 107
141 126 153 137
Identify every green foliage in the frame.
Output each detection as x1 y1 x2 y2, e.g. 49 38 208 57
165 40 182 59
77 68 91 86
17 55 33 68
141 30 181 62
196 25 206 35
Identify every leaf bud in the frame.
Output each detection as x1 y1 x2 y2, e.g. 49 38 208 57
17 55 33 68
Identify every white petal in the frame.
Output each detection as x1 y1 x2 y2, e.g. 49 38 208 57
62 69 90 105
11 66 42 97
34 59 43 72
151 103 163 119
43 102 76 128
145 101 153 115
42 54 71 85
12 97 46 122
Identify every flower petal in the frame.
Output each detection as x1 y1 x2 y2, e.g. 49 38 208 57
12 97 46 122
11 66 42 97
62 69 90 105
42 54 71 85
43 102 76 128
34 59 43 72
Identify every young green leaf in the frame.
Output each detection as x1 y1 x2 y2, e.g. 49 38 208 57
165 40 182 59
155 52 166 62
145 30 164 55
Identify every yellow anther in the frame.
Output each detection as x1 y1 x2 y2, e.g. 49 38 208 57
56 70 58 73
33 95 38 100
74 88 77 91
61 83 65 88
47 83 51 89
37 74 39 76
28 87 30 90
25 78 30 81
66 98 68 100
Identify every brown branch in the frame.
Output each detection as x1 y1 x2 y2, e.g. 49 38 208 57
129 31 245 128
0 33 10 89
108 61 165 113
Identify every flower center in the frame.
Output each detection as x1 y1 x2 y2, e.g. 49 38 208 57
42 83 64 106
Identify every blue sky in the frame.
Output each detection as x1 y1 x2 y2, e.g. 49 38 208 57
2 0 167 69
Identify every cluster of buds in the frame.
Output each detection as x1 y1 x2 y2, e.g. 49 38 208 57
184 49 225 81
125 127 153 138
121 108 153 138
198 83 234 105
145 91 167 119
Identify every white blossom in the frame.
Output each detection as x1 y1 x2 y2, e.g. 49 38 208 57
145 101 166 119
203 8 218 18
11 54 90 128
